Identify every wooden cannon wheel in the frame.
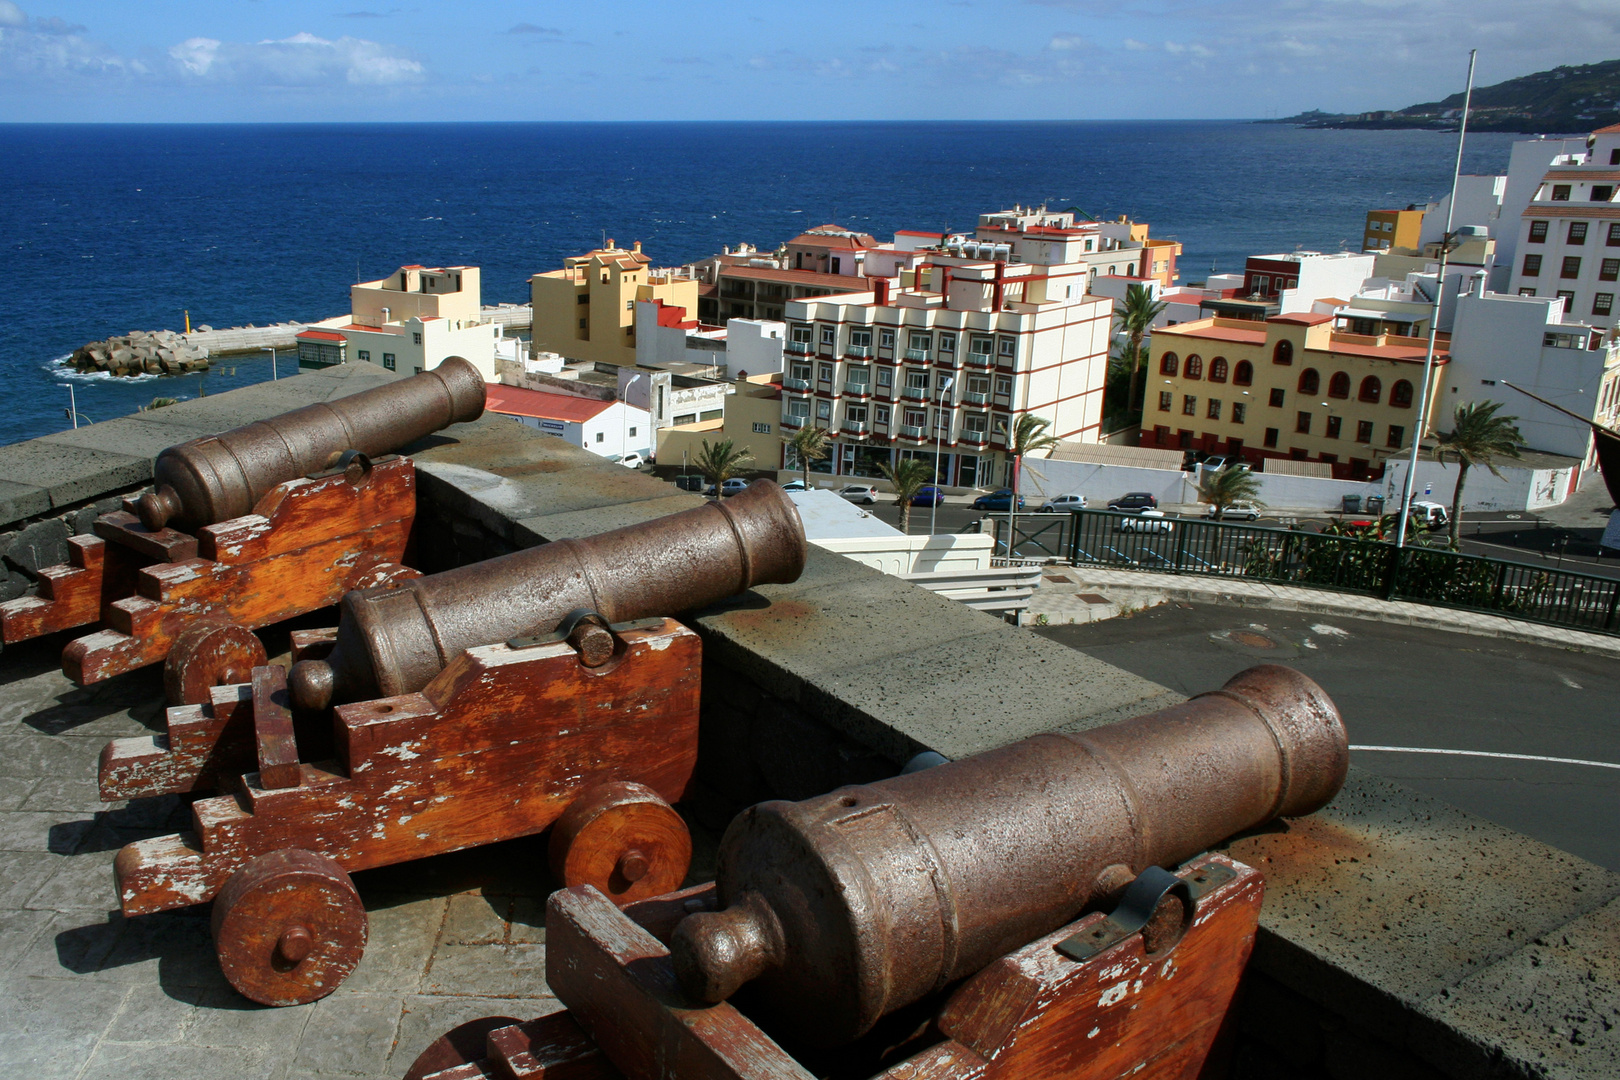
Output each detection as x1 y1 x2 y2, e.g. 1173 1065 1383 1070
212 849 368 1007
548 781 692 906
164 621 268 706
402 1015 524 1080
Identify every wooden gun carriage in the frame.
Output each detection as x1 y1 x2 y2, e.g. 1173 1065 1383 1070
0 358 486 705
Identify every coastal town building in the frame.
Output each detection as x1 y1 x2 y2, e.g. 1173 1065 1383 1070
779 241 1113 486
310 264 499 381
529 242 699 367
1505 125 1620 330
655 377 784 473
690 227 926 325
1146 312 1447 480
484 383 652 462
1363 208 1425 253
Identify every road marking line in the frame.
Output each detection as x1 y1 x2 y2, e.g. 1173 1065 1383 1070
1351 745 1620 771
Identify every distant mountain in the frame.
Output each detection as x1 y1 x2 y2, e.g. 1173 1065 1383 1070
1264 60 1620 133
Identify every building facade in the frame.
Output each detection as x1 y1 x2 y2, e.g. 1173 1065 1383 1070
339 264 498 380
484 384 652 461
530 242 699 367
1146 312 1448 480
1506 125 1620 330
1363 208 1425 253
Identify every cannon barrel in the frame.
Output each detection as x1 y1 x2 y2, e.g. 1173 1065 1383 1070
137 356 487 530
670 664 1349 1046
288 480 807 710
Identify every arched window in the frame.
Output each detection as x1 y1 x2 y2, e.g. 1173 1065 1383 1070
1159 351 1178 376
1328 372 1351 399
1359 376 1382 404
1184 354 1203 380
1209 357 1228 383
1273 340 1294 366
1298 368 1320 395
1234 360 1254 386
1391 379 1414 408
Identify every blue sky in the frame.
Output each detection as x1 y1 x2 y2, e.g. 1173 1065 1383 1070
4 0 1619 122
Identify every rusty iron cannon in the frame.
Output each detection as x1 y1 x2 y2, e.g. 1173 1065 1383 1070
1 358 487 705
286 478 807 710
102 482 809 1008
406 665 1349 1080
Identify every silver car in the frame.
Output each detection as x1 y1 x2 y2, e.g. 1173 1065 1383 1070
1039 493 1088 513
1119 509 1174 533
839 484 879 505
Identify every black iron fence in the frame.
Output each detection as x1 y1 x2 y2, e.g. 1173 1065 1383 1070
990 509 1620 636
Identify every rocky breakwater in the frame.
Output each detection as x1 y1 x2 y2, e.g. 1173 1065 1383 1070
71 330 211 376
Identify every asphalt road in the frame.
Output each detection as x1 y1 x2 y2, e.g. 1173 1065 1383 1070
1035 604 1620 871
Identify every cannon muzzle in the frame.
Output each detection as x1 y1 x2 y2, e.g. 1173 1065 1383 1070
670 664 1349 1046
137 356 486 530
288 480 807 710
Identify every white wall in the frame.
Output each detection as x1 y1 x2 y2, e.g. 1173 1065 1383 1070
1419 174 1506 247
1493 137 1587 277
815 533 995 576
569 400 651 460
1027 457 1383 511
1278 254 1376 313
726 319 786 376
1383 457 1576 513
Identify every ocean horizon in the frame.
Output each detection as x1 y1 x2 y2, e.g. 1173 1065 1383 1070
2 119 1524 445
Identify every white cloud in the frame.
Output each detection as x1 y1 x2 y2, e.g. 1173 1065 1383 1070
0 3 140 80
168 31 424 86
0 3 24 28
1048 33 1087 50
1123 38 1152 50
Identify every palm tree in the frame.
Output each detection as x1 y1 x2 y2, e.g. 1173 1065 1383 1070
1004 413 1060 557
1101 342 1137 434
880 458 932 534
784 425 830 488
693 438 753 493
1198 466 1262 520
1116 284 1168 420
1432 400 1525 546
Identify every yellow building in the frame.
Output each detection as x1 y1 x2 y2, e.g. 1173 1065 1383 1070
1362 208 1425 254
655 377 784 472
1143 312 1449 480
530 242 699 366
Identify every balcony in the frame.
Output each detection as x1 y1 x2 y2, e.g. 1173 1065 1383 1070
847 344 873 358
964 391 990 406
903 347 930 362
966 350 993 368
842 421 869 438
901 385 930 401
783 377 811 392
781 413 806 429
843 380 871 397
787 340 813 355
960 428 989 446
898 424 926 440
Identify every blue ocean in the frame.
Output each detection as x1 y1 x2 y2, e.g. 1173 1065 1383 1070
1 121 1524 446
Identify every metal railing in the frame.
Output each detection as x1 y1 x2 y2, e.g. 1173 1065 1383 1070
848 344 873 358
898 424 926 440
904 347 930 362
783 377 811 392
1054 509 1620 636
966 351 993 367
787 340 813 354
964 391 990 406
843 381 870 396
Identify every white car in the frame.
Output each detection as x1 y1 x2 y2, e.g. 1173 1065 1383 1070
1119 509 1174 533
839 484 879 505
1205 501 1260 521
1038 494 1088 513
617 452 644 469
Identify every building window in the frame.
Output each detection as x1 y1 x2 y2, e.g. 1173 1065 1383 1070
938 333 955 352
816 400 832 420
995 375 1013 396
1296 411 1312 434
1356 420 1374 443
1391 379 1414 408
1178 430 1193 449
1386 425 1405 449
1529 220 1549 243
820 326 836 346
1208 399 1222 420
846 404 868 424
818 363 834 383
1160 352 1179 376
1523 254 1543 276
382 353 396 371
1183 395 1197 416
1359 376 1381 404
880 330 895 349
1597 293 1615 317
970 335 993 357
1184 354 1203 379
751 422 772 434
1602 259 1620 282
1234 360 1253 386
1159 391 1173 412
1328 372 1350 399
1232 403 1246 424
998 337 1016 358
1610 223 1620 247
876 405 890 424
877 367 893 387
1552 184 1571 201
1562 256 1582 278
1558 290 1577 310
412 332 423 345
792 324 813 345
1273 340 1293 366
1209 356 1228 382
1595 185 1615 202
850 329 872 349
904 408 926 427
1326 415 1342 439
579 318 588 330
1569 222 1590 245
627 426 638 438
1263 427 1279 448
905 368 930 392
595 432 604 443
578 294 590 305
1298 368 1320 395
908 332 931 353
1519 288 1538 297
1268 387 1285 407
358 349 370 362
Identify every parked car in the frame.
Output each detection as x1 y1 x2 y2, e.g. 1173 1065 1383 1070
1119 509 1174 533
779 479 809 491
1038 493 1087 513
839 484 880 505
704 477 751 497
1408 500 1449 530
1199 457 1251 474
1107 492 1159 513
1206 501 1261 521
911 486 945 507
972 488 1025 511
616 452 644 469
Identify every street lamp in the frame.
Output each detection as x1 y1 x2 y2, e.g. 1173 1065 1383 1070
59 384 86 429
930 376 955 535
262 345 278 381
622 372 647 462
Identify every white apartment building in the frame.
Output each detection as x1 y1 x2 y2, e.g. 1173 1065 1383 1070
779 248 1112 488
340 264 498 380
485 384 652 461
1506 125 1620 330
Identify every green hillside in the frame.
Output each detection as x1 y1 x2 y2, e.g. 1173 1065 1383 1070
1266 60 1620 133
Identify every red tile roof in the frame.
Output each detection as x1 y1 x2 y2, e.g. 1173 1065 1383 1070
1164 324 1268 345
1593 123 1620 134
485 385 615 423
1270 312 1334 326
295 330 345 342
895 230 944 238
719 265 870 290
